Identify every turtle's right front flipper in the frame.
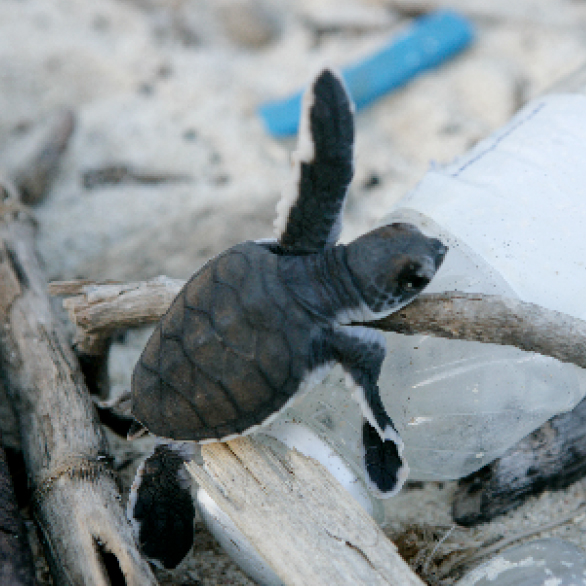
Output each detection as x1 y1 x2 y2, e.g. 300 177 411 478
328 326 409 497
275 68 355 252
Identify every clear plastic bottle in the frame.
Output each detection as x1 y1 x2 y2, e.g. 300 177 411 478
377 88 586 481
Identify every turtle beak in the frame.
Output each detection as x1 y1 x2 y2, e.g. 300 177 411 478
432 239 448 270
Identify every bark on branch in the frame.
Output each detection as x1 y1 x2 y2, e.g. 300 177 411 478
49 278 586 370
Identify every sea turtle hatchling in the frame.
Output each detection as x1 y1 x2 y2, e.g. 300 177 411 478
127 68 447 568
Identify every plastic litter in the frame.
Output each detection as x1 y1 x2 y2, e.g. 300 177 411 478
259 10 474 137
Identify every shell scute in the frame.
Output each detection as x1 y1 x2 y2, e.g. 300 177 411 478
159 339 194 400
183 263 214 313
182 307 214 352
214 249 251 289
132 361 161 410
159 380 205 437
256 330 291 391
236 255 284 332
189 368 240 430
221 351 274 412
139 326 162 370
160 291 185 338
210 281 256 357
159 337 187 378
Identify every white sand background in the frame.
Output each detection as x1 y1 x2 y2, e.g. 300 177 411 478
3 0 586 584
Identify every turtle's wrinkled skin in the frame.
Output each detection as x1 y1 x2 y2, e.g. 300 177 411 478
128 68 447 569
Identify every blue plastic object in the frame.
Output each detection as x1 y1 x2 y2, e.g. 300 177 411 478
259 10 474 137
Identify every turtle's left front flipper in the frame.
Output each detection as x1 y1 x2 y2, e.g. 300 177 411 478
128 443 196 569
275 68 355 252
329 327 409 497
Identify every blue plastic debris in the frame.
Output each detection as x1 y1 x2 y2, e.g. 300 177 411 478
259 10 475 137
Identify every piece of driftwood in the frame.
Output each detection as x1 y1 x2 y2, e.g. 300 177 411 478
0 183 156 584
0 440 37 586
187 436 425 586
82 164 191 190
49 277 182 355
12 110 75 206
453 394 586 526
49 279 586 371
377 292 586 369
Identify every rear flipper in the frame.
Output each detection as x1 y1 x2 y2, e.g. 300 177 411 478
330 326 409 497
127 443 196 569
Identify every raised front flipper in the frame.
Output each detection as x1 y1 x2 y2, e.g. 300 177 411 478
329 326 409 497
127 443 196 569
275 68 354 252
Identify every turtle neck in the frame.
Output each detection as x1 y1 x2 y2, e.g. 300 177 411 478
277 245 364 324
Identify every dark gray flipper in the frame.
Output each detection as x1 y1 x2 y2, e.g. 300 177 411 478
127 444 195 569
328 326 409 497
275 68 354 252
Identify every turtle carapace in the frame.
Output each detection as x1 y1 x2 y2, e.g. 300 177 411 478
128 68 447 568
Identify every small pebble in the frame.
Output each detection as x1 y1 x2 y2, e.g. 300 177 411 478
216 0 280 48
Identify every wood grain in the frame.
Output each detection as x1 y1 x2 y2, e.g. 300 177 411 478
188 437 425 586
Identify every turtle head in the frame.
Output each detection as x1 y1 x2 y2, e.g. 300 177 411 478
345 223 447 318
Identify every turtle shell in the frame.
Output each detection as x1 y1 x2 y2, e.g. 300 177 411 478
131 241 316 441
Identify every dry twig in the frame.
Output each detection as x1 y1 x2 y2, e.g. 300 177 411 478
50 278 586 371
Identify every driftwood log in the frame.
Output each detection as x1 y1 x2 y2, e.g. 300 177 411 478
0 184 156 582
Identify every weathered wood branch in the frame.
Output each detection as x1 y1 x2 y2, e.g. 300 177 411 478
376 292 586 369
48 274 586 580
0 183 156 584
12 109 76 206
187 437 425 586
49 277 183 355
49 278 586 370
452 393 586 526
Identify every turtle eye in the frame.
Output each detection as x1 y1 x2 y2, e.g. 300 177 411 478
398 265 429 294
405 275 429 291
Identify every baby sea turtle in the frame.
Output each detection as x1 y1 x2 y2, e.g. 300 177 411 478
128 68 447 568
